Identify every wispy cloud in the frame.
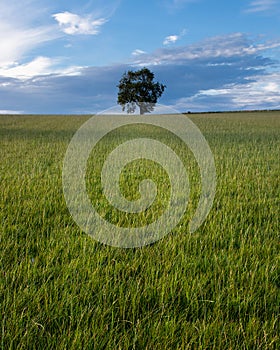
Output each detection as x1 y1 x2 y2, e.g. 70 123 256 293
245 0 278 13
52 12 107 35
0 1 59 67
164 0 200 11
134 33 280 66
0 57 56 79
0 57 83 80
168 0 200 7
131 49 147 56
0 1 80 80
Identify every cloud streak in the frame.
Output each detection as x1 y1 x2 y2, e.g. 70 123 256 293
0 57 83 80
166 0 200 10
245 0 278 13
131 49 147 56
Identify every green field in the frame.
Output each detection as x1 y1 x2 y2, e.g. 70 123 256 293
0 112 279 349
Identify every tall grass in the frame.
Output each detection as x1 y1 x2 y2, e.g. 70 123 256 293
0 112 279 349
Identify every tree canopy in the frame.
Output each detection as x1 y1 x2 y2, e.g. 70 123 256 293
117 68 166 114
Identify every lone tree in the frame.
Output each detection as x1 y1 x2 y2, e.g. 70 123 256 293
117 67 166 114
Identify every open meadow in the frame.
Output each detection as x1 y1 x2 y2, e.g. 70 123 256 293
0 111 279 349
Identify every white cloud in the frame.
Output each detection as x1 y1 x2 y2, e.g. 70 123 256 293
163 29 186 45
131 49 147 56
245 0 278 13
0 56 83 80
163 35 179 45
226 74 280 107
52 12 107 35
0 57 55 79
0 110 23 114
173 72 280 111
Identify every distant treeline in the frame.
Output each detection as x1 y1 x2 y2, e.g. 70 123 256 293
184 109 280 115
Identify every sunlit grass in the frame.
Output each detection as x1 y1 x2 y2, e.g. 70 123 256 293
0 112 279 349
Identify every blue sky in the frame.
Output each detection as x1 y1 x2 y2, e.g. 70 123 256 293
0 0 280 113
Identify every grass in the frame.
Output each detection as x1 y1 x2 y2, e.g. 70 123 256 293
0 111 279 349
